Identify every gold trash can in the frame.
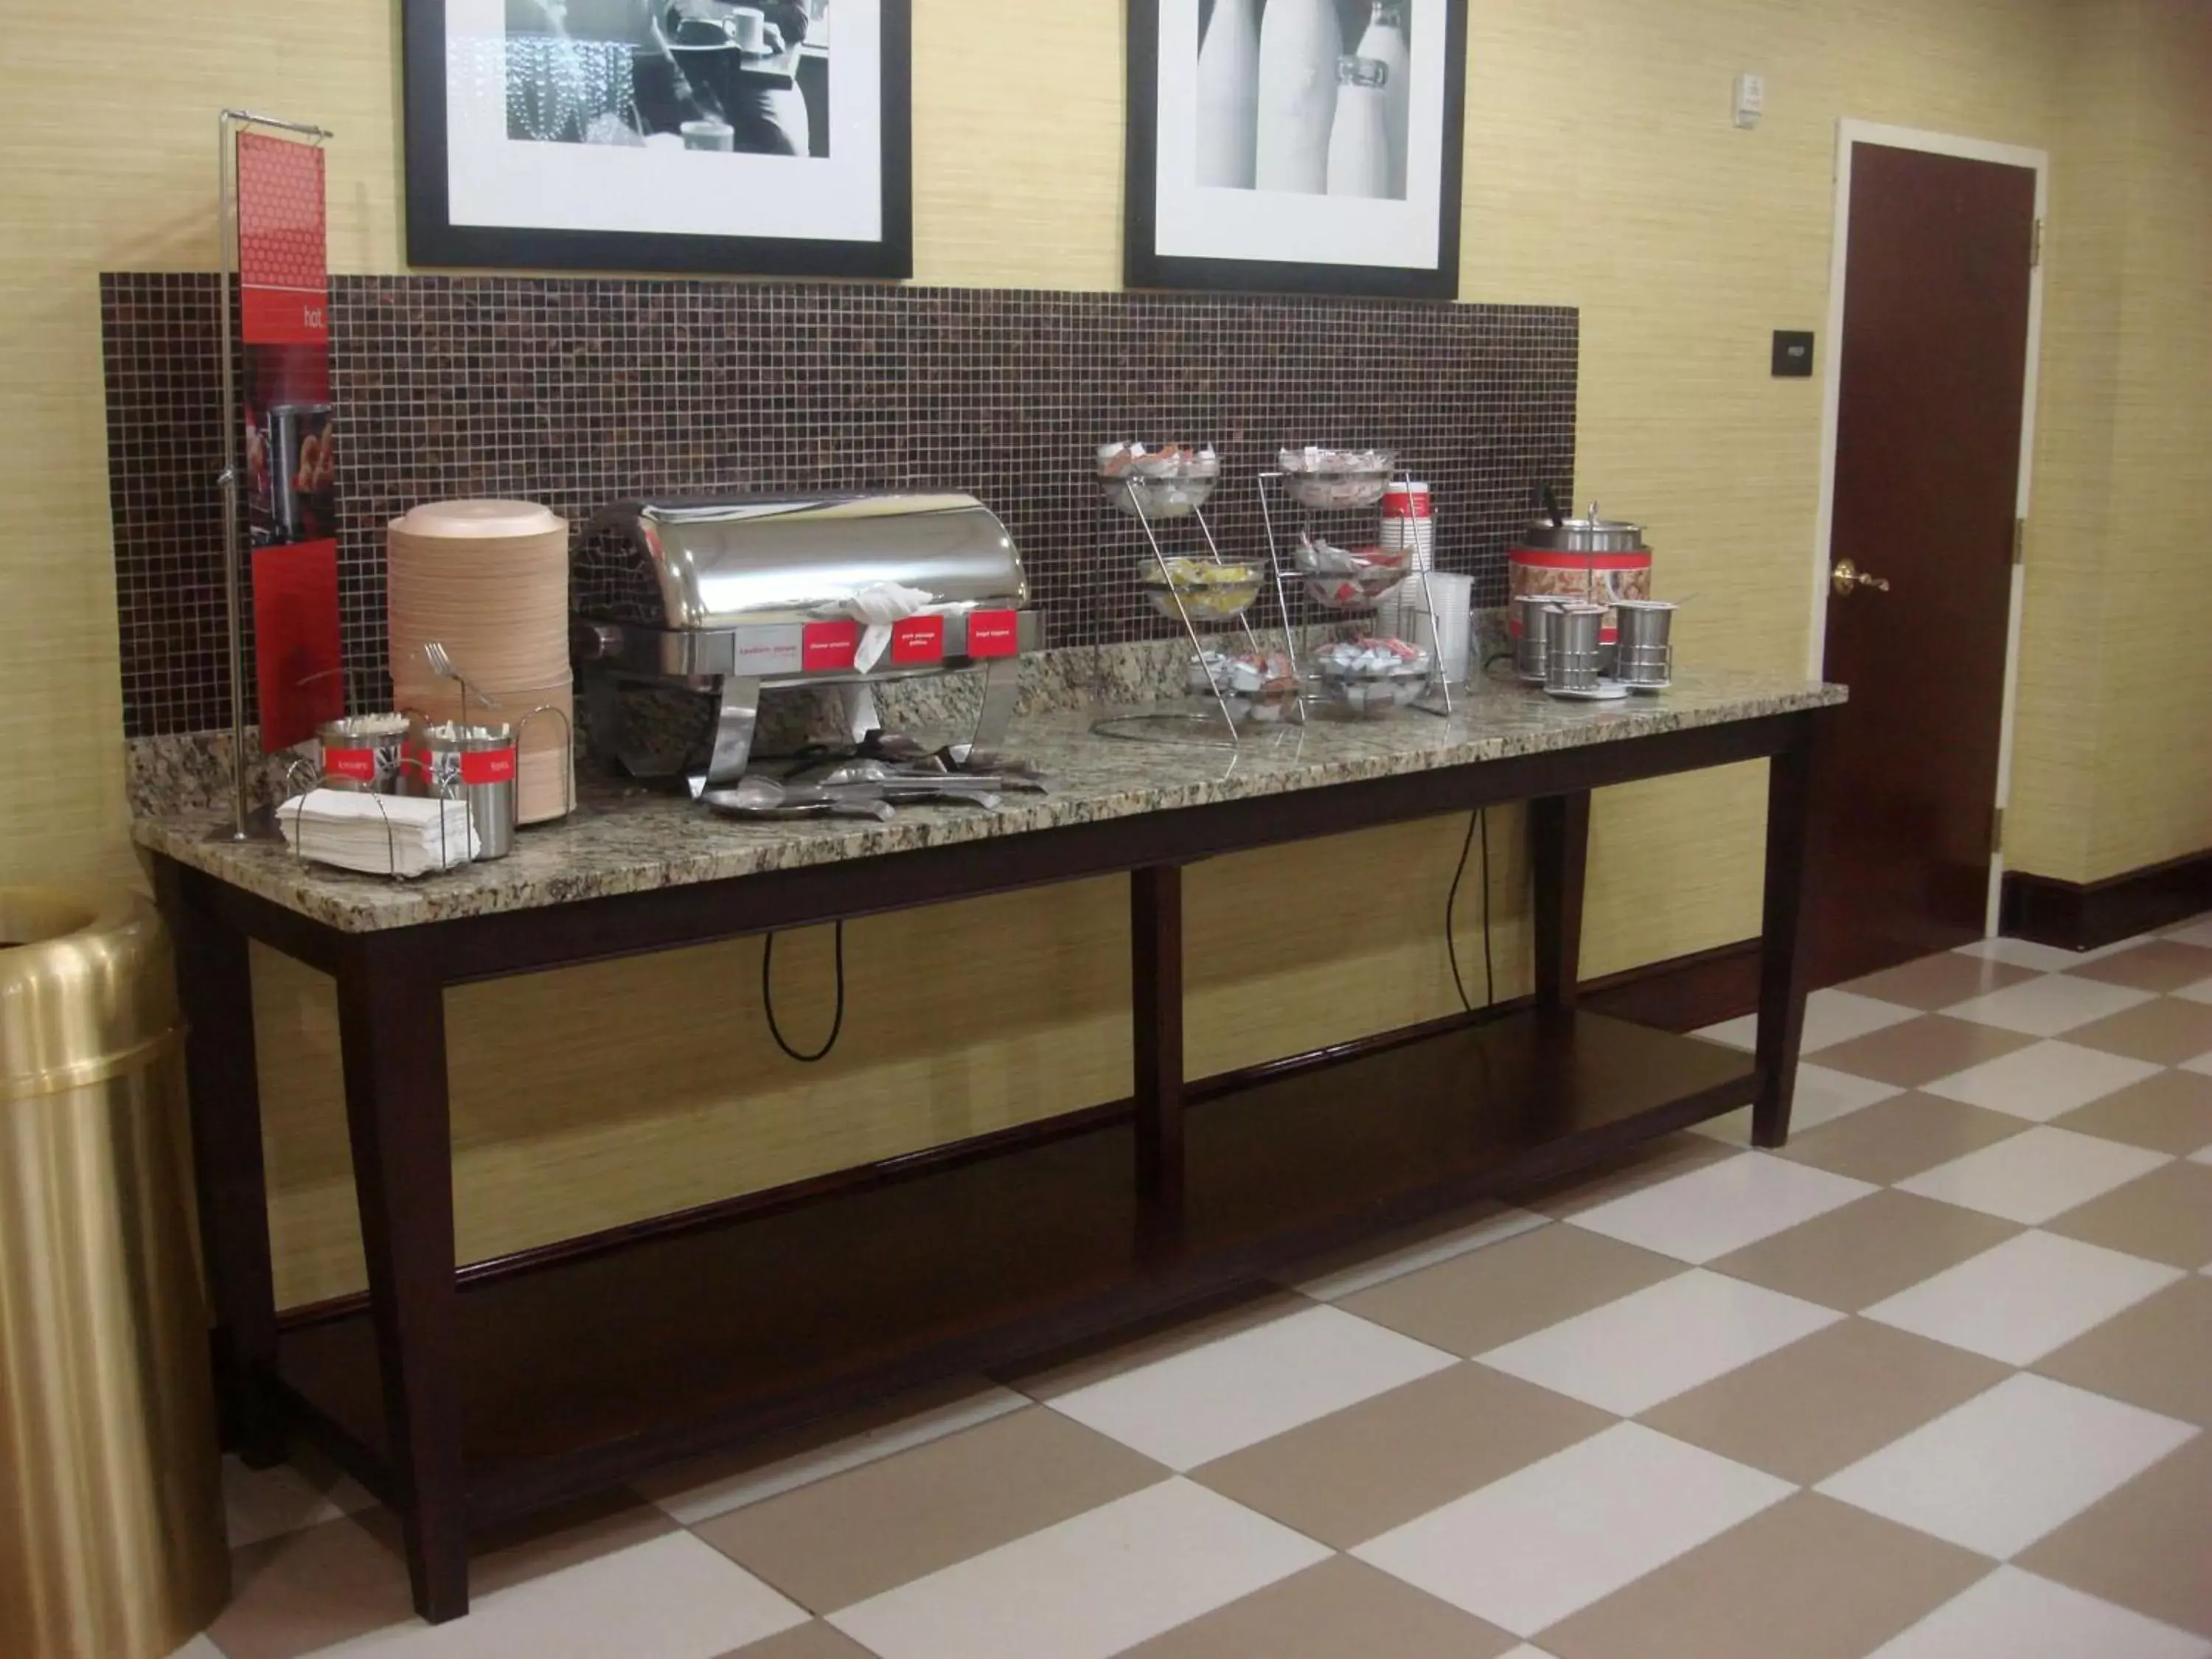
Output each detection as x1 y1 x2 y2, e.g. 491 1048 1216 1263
0 888 228 1659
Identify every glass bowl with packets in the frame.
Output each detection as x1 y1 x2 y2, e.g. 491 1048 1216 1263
1100 442 1222 519
1304 636 1432 717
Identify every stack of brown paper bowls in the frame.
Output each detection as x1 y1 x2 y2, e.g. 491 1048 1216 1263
386 498 573 824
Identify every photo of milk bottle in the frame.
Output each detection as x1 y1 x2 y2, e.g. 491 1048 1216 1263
1253 0 1343 193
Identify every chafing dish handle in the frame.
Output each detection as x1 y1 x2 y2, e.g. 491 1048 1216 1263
686 675 764 800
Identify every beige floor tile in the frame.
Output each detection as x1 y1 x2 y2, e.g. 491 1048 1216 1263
1638 1317 2008 1485
1842 952 2041 1010
1536 1492 1988 1659
1770 1092 2028 1185
692 1405 1165 1613
2016 1433 2212 1639
2065 940 2212 993
1340 1222 1683 1357
717 1619 878 1658
2045 1161 2212 1269
1517 1133 1742 1218
209 1491 670 1659
1806 1015 2039 1087
2052 1068 2212 1153
2035 1276 2212 1426
2067 997 2212 1065
996 1286 1312 1401
1707 1189 2021 1312
1121 1554 1522 1659
1191 1362 1613 1548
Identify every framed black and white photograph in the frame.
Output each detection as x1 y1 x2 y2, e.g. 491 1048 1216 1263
1125 0 1467 298
402 0 910 277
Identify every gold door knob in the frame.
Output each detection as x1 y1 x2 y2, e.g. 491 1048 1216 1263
1832 557 1891 597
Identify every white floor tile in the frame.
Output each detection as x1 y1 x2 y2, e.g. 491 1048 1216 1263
1863 1228 2185 1364
639 1382 1029 1525
1896 1127 2172 1224
2160 917 2212 949
223 1454 379 1548
2184 1052 2212 1079
1498 1649 1562 1659
828 1478 1328 1659
303 1533 807 1659
1354 1422 1792 1637
1866 1566 2212 1658
1294 1206 1550 1301
2193 1143 2212 1166
1046 1303 1455 1470
1694 989 1917 1055
1565 1152 1876 1265
1943 976 2155 1036
1958 935 2159 970
2171 975 2212 1006
1691 1062 1902 1145
1921 1040 2165 1122
167 1638 226 1659
1478 1269 1840 1415
1816 1374 2197 1559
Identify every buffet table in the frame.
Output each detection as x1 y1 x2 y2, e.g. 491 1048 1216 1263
139 669 1841 1623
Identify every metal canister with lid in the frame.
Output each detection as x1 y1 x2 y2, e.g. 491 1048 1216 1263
1509 501 1653 645
400 720 519 860
317 713 411 792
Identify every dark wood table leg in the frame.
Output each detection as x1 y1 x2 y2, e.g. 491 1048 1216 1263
156 860 285 1466
336 934 469 1623
1130 866 1185 1222
1530 792 1593 1012
1753 712 1827 1147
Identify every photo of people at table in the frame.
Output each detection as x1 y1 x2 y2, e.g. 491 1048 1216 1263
504 0 829 157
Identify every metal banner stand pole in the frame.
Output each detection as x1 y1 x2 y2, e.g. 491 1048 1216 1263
213 108 333 843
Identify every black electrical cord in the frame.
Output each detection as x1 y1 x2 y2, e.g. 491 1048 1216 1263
1446 807 1495 1012
762 921 846 1062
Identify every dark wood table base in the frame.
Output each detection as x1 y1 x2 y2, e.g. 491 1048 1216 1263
156 709 1828 1624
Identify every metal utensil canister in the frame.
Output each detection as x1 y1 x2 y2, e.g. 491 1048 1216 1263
1545 604 1605 694
317 713 411 791
1514 594 1567 684
401 720 519 859
1613 599 1677 687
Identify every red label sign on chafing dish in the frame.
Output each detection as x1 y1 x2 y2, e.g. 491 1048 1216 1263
966 610 1020 658
802 619 861 672
460 747 516 786
322 746 377 782
890 616 945 664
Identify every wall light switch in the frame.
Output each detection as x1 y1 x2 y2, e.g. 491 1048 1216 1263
1733 72 1765 129
1773 330 1815 377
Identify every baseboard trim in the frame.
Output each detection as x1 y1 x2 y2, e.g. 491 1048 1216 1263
2001 851 2212 953
1581 937 1762 1032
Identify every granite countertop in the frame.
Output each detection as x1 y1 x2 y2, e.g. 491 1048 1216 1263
133 669 1844 933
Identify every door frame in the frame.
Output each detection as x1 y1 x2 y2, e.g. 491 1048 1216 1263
1806 119 2049 936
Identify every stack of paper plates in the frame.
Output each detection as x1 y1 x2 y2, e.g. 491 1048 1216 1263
386 499 573 824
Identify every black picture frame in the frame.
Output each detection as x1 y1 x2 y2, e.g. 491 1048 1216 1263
1124 0 1466 299
400 0 912 279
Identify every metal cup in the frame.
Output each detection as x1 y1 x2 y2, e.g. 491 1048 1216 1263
1545 604 1604 693
1513 594 1566 684
1613 599 1677 686
401 720 518 860
317 714 410 793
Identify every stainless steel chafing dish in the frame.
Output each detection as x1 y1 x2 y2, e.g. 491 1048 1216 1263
573 493 1040 794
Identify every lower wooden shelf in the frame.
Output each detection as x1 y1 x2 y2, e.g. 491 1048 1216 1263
276 1009 1754 1524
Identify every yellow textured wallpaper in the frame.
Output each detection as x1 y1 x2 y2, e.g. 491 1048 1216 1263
5 0 2203 1304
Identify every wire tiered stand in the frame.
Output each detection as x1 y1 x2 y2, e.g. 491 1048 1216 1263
1099 444 1297 747
1259 449 1455 720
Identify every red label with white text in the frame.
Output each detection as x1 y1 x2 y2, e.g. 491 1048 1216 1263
802 620 860 672
1382 485 1432 518
322 746 376 782
966 610 1020 658
461 747 517 786
890 616 945 664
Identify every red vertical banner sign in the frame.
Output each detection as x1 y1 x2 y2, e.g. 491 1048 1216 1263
237 131 341 751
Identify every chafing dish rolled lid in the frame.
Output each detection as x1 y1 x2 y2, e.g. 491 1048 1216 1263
577 493 1028 630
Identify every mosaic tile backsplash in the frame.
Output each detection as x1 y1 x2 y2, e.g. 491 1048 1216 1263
102 274 1576 738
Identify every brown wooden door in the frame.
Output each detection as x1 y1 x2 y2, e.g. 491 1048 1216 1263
1813 142 2037 985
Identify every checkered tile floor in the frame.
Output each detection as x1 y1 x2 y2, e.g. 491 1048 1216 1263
184 925 2212 1659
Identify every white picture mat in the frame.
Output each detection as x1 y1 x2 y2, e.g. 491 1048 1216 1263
442 0 883 244
1152 0 1448 270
